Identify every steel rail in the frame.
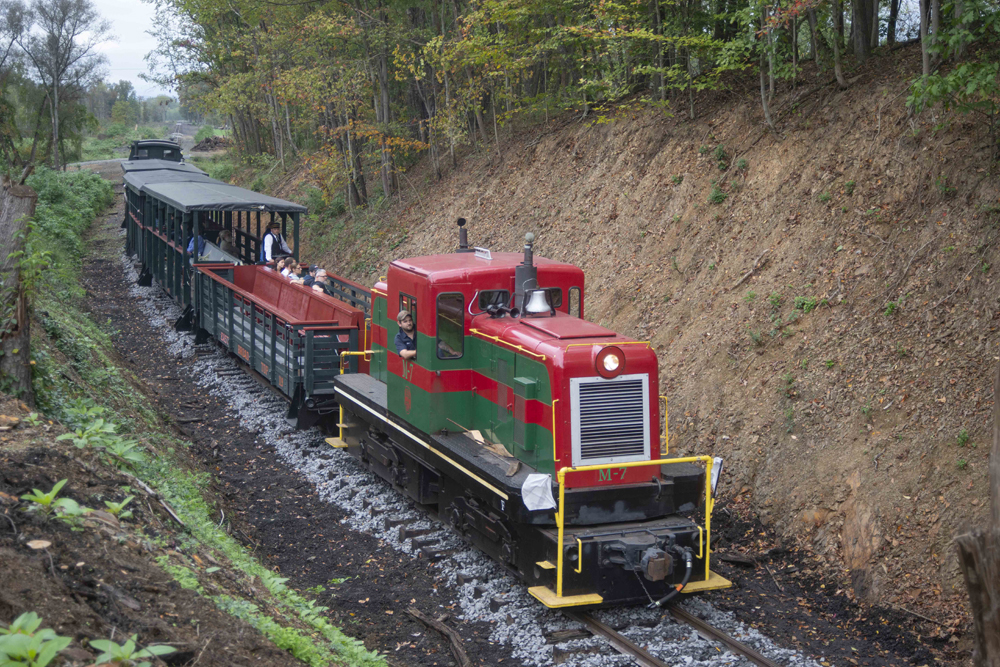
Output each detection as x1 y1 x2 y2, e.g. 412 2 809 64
669 606 782 667
566 612 670 667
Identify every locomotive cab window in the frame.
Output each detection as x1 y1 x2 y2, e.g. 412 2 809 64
478 289 510 310
543 287 562 308
569 287 581 317
436 293 464 359
399 293 417 327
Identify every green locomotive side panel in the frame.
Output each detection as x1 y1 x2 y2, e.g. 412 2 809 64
387 378 472 434
383 324 556 474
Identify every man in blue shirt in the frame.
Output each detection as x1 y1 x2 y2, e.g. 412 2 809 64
394 310 416 360
187 234 207 257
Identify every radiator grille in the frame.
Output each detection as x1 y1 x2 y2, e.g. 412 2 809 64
571 374 650 465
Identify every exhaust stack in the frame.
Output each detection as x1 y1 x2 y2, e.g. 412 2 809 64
457 218 473 253
513 232 538 312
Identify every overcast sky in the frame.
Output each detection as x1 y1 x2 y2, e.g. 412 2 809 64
92 0 171 99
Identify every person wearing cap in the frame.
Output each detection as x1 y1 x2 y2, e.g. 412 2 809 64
395 310 416 360
260 221 292 263
300 264 320 287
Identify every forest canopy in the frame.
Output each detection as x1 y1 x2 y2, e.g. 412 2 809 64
144 0 999 209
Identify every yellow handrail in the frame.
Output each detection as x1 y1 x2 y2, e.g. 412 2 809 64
554 455 715 597
470 328 547 361
551 398 559 465
659 395 669 455
338 350 374 440
563 340 651 351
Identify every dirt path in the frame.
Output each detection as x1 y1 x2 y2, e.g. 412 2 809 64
80 182 514 666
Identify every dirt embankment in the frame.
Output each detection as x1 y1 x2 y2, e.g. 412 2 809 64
294 45 998 625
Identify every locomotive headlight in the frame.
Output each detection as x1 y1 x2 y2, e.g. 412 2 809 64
602 353 621 372
596 346 625 378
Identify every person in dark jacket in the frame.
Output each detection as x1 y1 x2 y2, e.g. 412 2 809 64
394 310 416 360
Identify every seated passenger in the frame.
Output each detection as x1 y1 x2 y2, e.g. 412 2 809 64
275 258 287 274
313 270 338 298
289 263 307 284
218 229 237 255
281 260 295 277
187 234 207 257
300 265 320 288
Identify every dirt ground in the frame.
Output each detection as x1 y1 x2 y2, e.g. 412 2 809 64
0 396 307 667
286 43 996 641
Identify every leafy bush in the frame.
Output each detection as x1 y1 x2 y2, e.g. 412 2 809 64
708 183 727 204
90 635 175 667
0 612 72 667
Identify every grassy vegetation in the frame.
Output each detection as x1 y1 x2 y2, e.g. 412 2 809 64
194 125 231 143
79 123 166 161
22 168 385 667
189 153 236 182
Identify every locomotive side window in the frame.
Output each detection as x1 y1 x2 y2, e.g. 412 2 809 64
543 287 563 308
400 293 417 327
569 287 581 317
436 293 464 359
478 289 509 310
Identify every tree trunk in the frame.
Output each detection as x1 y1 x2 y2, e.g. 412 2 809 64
50 83 60 170
759 31 777 133
852 0 874 63
887 0 900 45
833 0 849 87
954 0 966 59
807 9 822 66
953 361 1000 667
930 0 941 67
0 181 38 405
920 0 930 79
870 0 880 50
792 16 798 88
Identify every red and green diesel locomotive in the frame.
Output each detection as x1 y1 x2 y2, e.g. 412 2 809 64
331 223 729 608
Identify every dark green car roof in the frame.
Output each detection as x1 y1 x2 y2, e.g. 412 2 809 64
142 180 307 213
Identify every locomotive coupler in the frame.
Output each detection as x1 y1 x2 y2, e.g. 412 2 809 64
600 534 677 582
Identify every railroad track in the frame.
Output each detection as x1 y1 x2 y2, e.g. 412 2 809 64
567 607 783 667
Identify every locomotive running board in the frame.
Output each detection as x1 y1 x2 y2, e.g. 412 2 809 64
528 586 603 608
679 570 732 593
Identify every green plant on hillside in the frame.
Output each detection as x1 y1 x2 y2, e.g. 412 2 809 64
818 191 831 203
936 176 956 198
713 144 727 162
736 158 748 171
20 479 69 517
104 495 135 519
743 290 756 303
844 180 855 195
708 183 727 204
698 145 709 155
824 359 835 368
0 612 72 667
89 635 176 667
884 300 900 316
768 292 783 309
671 175 683 185
957 429 970 447
957 458 968 470
793 296 818 313
56 418 118 449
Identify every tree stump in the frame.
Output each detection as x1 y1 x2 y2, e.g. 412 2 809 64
955 361 1000 666
0 181 38 405
956 529 1000 667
